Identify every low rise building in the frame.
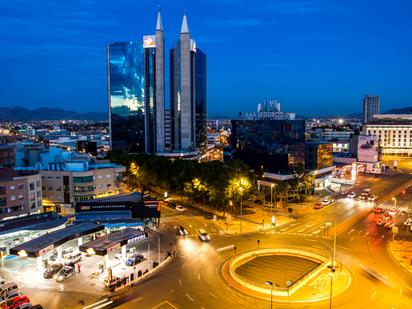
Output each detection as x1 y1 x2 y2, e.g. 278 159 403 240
0 168 42 220
363 114 412 156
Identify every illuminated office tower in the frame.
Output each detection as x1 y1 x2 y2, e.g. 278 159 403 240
108 11 166 153
170 14 207 151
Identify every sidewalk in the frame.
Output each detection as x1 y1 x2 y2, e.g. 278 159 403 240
387 240 412 276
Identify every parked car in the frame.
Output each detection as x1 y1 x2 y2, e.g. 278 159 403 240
177 225 188 236
115 248 135 260
55 266 76 282
198 229 210 242
63 252 82 265
125 254 144 266
314 203 323 209
49 248 73 262
175 205 187 212
43 263 63 279
0 282 19 298
347 191 356 198
1 295 30 309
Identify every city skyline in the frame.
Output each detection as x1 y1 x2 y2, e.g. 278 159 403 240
1 1 411 117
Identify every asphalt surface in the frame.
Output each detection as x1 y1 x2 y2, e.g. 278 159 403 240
108 173 412 309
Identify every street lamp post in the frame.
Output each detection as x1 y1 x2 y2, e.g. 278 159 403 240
239 187 244 234
265 281 273 309
270 183 274 219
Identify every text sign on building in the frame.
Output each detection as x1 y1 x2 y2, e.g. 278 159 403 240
143 35 156 48
107 243 121 254
127 234 146 245
240 111 295 120
39 244 54 256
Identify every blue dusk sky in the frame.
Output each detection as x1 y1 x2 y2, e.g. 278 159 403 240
0 0 411 117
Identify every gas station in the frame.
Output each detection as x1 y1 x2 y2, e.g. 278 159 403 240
9 222 104 272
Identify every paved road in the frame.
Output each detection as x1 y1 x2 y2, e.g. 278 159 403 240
107 173 412 309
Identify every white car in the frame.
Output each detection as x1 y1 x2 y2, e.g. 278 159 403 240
321 199 331 206
176 205 187 212
63 252 82 265
347 192 356 198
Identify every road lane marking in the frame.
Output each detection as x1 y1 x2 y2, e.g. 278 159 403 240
350 238 354 241
198 273 201 280
133 297 144 302
306 239 317 242
348 229 355 235
209 292 218 299
179 279 182 287
152 301 178 309
186 293 194 302
371 291 377 299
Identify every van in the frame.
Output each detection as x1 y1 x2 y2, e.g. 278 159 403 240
63 252 82 265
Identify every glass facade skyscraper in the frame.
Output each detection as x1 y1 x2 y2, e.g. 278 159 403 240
107 41 145 153
195 48 207 150
231 119 306 173
107 12 205 155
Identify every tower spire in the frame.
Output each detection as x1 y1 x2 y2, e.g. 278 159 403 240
180 14 189 33
156 9 163 31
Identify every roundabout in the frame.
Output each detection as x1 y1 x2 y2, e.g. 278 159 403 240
222 247 352 303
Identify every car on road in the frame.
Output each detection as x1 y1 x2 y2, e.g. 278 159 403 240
177 225 189 236
347 191 356 198
198 229 210 242
376 219 384 225
55 266 75 282
372 207 383 214
125 254 144 266
384 221 395 229
1 295 30 309
321 198 331 206
383 213 392 221
43 263 64 279
368 194 378 202
175 205 187 212
314 203 323 209
63 252 82 265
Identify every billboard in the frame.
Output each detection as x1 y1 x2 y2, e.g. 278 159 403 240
143 35 156 48
357 135 378 162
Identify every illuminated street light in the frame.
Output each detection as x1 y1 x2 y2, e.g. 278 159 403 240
265 280 273 309
164 191 168 198
270 183 274 219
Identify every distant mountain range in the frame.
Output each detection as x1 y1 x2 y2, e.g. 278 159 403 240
0 107 107 121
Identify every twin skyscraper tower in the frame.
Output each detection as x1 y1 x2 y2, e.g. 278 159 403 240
107 11 207 156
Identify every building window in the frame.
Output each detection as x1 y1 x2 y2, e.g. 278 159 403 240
18 184 24 190
10 185 15 190
37 191 41 197
10 195 16 201
0 197 6 206
29 182 35 190
18 194 24 200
